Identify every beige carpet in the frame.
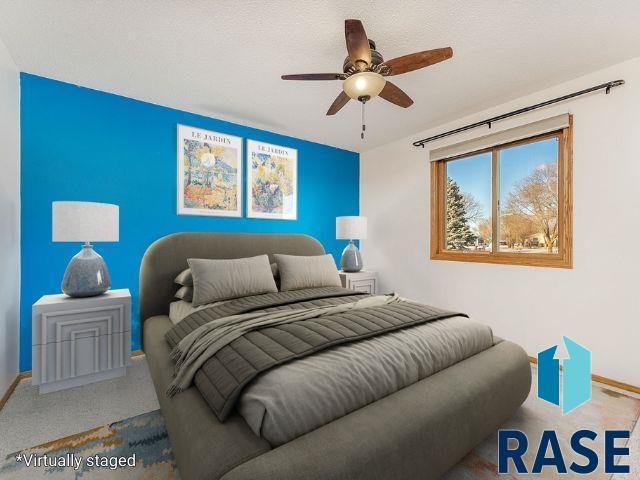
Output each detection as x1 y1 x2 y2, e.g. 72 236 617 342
0 356 159 457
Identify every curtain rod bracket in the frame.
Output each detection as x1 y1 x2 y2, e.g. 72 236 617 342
412 79 624 148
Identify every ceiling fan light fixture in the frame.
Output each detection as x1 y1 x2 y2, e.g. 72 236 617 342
342 72 386 100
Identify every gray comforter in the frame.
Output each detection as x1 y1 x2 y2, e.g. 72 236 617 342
166 287 471 421
238 315 493 446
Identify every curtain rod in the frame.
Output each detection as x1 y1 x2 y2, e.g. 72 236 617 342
412 79 625 148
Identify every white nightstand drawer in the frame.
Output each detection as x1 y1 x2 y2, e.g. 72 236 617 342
32 331 130 386
39 304 127 345
350 279 376 294
339 271 378 294
32 289 131 346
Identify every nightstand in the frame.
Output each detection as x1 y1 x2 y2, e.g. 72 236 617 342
339 271 377 294
32 289 131 394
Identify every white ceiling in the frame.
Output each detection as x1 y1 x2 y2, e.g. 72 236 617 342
1 1 639 152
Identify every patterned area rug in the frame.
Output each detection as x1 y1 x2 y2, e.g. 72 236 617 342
0 411 179 479
1 368 638 479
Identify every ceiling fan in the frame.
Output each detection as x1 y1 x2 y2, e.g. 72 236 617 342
282 19 453 139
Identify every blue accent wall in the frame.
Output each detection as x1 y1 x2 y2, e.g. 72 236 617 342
20 73 359 371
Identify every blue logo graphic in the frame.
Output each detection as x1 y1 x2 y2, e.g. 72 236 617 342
537 337 591 414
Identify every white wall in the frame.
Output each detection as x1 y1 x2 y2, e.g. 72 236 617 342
361 57 640 387
0 36 19 397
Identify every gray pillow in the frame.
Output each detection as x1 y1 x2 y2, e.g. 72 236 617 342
188 255 278 306
274 254 342 291
174 268 193 287
174 286 193 302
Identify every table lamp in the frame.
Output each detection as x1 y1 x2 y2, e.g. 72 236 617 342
336 216 367 272
52 201 119 297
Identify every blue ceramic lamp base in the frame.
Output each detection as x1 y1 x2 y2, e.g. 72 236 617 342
341 240 363 272
61 243 111 297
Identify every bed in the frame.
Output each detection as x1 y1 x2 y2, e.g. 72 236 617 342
141 232 531 480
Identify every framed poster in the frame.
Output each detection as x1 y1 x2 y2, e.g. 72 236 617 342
177 125 242 217
247 140 298 220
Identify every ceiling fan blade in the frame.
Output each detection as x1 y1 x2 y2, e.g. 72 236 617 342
345 19 371 68
384 47 453 76
326 91 351 115
281 73 345 81
379 82 414 108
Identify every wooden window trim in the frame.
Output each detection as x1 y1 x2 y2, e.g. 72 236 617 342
430 117 573 269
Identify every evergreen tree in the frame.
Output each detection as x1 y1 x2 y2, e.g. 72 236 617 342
446 177 476 250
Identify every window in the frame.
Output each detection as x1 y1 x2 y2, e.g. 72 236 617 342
430 119 572 268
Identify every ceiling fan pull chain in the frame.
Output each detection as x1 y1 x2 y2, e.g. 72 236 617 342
361 101 366 139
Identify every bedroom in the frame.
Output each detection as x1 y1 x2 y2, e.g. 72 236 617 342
0 1 638 479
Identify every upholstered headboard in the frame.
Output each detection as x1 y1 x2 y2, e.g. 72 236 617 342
139 232 325 323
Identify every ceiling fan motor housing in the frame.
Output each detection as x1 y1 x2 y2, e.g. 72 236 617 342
343 40 383 74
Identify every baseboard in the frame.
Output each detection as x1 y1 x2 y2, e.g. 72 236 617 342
0 374 24 412
0 350 146 412
528 356 640 395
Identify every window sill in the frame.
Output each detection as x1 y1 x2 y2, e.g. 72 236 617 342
430 250 572 269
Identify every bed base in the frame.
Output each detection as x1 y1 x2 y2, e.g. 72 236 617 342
144 315 530 480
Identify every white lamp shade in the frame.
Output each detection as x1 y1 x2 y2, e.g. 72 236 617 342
52 201 119 242
336 216 367 240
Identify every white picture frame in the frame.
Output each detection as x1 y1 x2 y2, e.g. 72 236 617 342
177 125 243 217
246 140 298 220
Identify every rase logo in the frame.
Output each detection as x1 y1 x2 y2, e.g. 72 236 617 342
498 337 631 475
498 429 630 475
538 336 591 414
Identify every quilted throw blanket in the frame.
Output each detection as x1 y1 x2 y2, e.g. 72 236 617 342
165 287 465 421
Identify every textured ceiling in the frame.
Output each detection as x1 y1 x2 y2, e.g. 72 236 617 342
1 0 640 152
